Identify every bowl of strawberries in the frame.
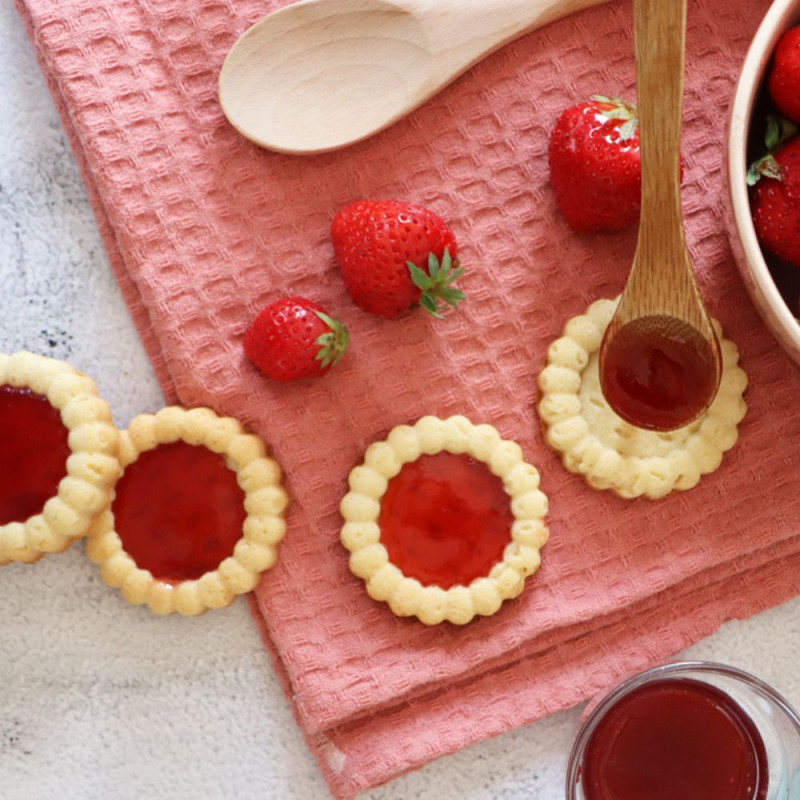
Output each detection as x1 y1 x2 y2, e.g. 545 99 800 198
727 0 800 366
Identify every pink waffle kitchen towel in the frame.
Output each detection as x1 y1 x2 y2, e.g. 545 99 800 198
16 0 800 796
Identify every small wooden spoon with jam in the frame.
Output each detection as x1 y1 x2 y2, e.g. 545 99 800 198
598 0 722 432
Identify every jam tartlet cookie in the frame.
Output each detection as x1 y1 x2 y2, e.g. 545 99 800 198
340 415 549 625
86 406 288 615
537 298 748 500
0 351 120 566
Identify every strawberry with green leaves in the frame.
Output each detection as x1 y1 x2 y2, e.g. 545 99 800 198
331 200 464 319
548 96 643 234
748 116 800 267
768 26 800 124
244 296 349 382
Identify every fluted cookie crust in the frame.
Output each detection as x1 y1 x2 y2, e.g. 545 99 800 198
537 298 748 500
86 406 288 616
0 351 120 565
340 415 549 625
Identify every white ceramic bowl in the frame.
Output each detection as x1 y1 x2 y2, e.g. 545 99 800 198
727 0 800 366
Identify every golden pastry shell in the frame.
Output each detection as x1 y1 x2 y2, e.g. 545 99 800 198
86 405 289 616
340 415 549 625
537 298 748 499
0 351 120 565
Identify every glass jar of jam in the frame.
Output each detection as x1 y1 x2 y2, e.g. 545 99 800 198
566 662 800 800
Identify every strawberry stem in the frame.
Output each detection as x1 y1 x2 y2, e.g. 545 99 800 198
591 95 638 141
765 115 797 151
747 115 798 186
314 311 349 368
407 248 465 319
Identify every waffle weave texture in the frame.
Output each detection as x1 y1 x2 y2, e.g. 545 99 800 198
15 0 800 796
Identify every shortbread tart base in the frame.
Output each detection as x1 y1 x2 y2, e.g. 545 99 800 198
86 406 289 616
340 415 549 625
0 351 120 566
537 298 748 500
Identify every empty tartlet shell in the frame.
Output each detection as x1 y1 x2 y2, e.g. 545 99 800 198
0 351 120 566
537 298 748 500
340 415 549 625
86 406 289 616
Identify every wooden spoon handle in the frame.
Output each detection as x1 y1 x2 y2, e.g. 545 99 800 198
634 0 686 252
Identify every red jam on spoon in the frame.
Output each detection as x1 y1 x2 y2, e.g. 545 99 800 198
582 678 768 800
112 441 247 582
377 451 514 589
600 315 720 431
0 385 71 526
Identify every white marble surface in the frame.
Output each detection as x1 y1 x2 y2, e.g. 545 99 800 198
3 4 800 799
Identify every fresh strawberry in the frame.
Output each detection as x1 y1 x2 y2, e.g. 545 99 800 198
243 297 348 381
748 117 800 267
548 96 643 233
331 200 464 318
768 26 800 124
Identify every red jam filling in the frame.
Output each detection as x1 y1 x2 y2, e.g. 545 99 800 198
600 315 720 431
0 384 71 526
582 678 768 800
377 451 514 589
112 441 247 582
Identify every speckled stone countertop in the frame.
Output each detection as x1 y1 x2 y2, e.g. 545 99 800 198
3 4 800 799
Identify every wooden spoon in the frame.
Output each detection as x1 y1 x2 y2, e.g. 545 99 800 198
218 0 612 154
597 0 722 432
